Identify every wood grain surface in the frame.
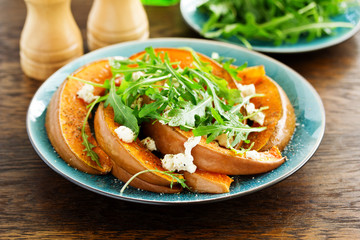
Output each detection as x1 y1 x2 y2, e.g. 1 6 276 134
1 1 360 239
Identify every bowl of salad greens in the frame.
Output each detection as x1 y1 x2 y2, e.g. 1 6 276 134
180 0 360 53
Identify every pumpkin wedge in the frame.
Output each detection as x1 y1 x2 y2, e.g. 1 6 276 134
111 162 182 193
142 121 285 175
45 60 113 174
183 170 233 193
94 103 182 188
263 80 296 151
238 66 296 151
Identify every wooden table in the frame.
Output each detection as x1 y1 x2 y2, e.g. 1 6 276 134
1 1 359 239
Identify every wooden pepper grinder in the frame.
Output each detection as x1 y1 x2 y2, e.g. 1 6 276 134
20 0 83 81
87 0 149 51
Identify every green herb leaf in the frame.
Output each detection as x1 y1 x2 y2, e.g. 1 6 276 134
120 169 188 194
168 96 212 128
210 107 224 125
104 79 139 135
68 75 111 89
198 0 354 47
82 132 100 166
223 61 247 82
81 97 101 167
138 100 166 118
193 123 266 144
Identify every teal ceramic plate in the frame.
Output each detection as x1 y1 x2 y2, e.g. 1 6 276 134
27 38 325 204
180 0 360 53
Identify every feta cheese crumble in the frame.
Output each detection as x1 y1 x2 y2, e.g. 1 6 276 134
245 102 265 126
236 83 256 97
109 56 128 69
211 52 220 60
184 136 201 156
76 84 98 103
141 137 157 151
112 56 127 61
235 83 266 125
114 126 136 143
161 136 201 173
132 71 145 81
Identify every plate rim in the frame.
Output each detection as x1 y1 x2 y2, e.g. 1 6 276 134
26 37 326 205
180 0 360 53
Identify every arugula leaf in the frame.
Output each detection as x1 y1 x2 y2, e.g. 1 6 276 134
210 107 224 125
120 169 188 194
188 68 229 118
69 75 111 89
104 79 139 135
222 61 247 82
145 46 163 65
168 96 212 128
82 132 100 166
164 58 200 105
198 0 354 47
118 74 171 103
81 97 101 167
138 100 166 118
193 123 266 144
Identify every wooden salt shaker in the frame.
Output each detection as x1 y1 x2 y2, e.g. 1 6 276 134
87 0 149 51
20 0 83 81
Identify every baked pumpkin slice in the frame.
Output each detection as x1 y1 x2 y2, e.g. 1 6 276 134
237 66 296 151
111 163 182 194
95 100 232 193
94 103 182 192
183 170 234 194
142 121 285 175
45 60 113 174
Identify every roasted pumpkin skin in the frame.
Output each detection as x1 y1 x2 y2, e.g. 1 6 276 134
111 162 182 194
45 60 113 174
183 170 233 193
